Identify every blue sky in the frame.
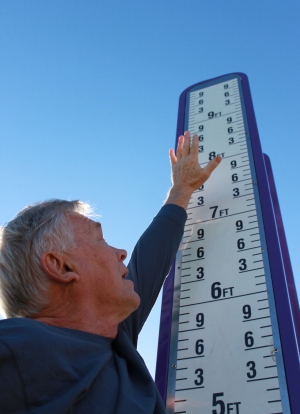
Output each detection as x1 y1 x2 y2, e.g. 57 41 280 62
1 0 299 377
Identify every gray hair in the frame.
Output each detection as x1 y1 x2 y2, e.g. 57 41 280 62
0 199 94 318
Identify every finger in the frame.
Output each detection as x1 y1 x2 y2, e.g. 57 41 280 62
169 148 177 166
176 135 184 159
182 131 191 157
202 156 222 178
190 134 199 157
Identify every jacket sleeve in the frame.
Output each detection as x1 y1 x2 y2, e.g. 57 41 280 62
120 204 187 346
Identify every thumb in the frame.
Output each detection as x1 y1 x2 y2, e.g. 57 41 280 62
169 149 177 167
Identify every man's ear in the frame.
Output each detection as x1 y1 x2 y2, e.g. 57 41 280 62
41 252 79 283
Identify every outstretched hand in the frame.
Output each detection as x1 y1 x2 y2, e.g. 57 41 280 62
166 131 221 209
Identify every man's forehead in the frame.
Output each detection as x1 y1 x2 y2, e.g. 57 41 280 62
67 213 102 233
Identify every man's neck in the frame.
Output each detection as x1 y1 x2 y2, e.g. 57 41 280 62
32 282 135 338
31 293 122 338
32 313 119 338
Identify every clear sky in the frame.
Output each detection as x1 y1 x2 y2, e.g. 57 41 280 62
1 0 299 378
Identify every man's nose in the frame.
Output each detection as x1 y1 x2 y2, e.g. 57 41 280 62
116 248 127 262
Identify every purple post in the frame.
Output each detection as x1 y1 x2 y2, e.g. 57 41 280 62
263 154 300 348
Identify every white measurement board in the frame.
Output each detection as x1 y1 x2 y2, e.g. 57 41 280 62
155 73 300 414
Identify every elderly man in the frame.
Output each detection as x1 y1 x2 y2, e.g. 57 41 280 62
0 132 221 413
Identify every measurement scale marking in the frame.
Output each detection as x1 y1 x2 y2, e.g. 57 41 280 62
182 258 205 264
177 355 205 361
175 386 204 392
188 110 241 123
181 279 205 285
247 376 278 382
186 204 206 211
239 267 264 273
236 226 259 233
183 239 206 245
200 151 249 166
237 246 261 252
233 193 254 199
179 290 267 307
245 345 273 351
179 327 205 333
243 316 270 322
184 208 256 226
189 115 242 126
231 164 250 170
231 178 252 184
230 140 246 146
227 130 244 136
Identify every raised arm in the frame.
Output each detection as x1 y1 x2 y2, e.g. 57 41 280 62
165 131 221 210
121 131 222 343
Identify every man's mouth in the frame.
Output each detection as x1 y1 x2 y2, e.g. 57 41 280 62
122 270 129 279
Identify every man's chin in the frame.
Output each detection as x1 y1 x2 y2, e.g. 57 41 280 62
119 296 140 324
126 292 141 316
132 292 141 310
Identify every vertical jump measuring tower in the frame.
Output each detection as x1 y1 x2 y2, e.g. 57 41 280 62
156 73 300 414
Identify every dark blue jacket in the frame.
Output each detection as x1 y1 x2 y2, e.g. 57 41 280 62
0 204 186 413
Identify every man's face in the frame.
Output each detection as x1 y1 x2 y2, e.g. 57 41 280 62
65 213 140 321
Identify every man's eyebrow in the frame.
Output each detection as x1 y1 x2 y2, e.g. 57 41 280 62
87 220 102 233
95 222 102 230
93 221 102 231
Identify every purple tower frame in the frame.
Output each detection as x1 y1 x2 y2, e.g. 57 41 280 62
155 73 300 412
